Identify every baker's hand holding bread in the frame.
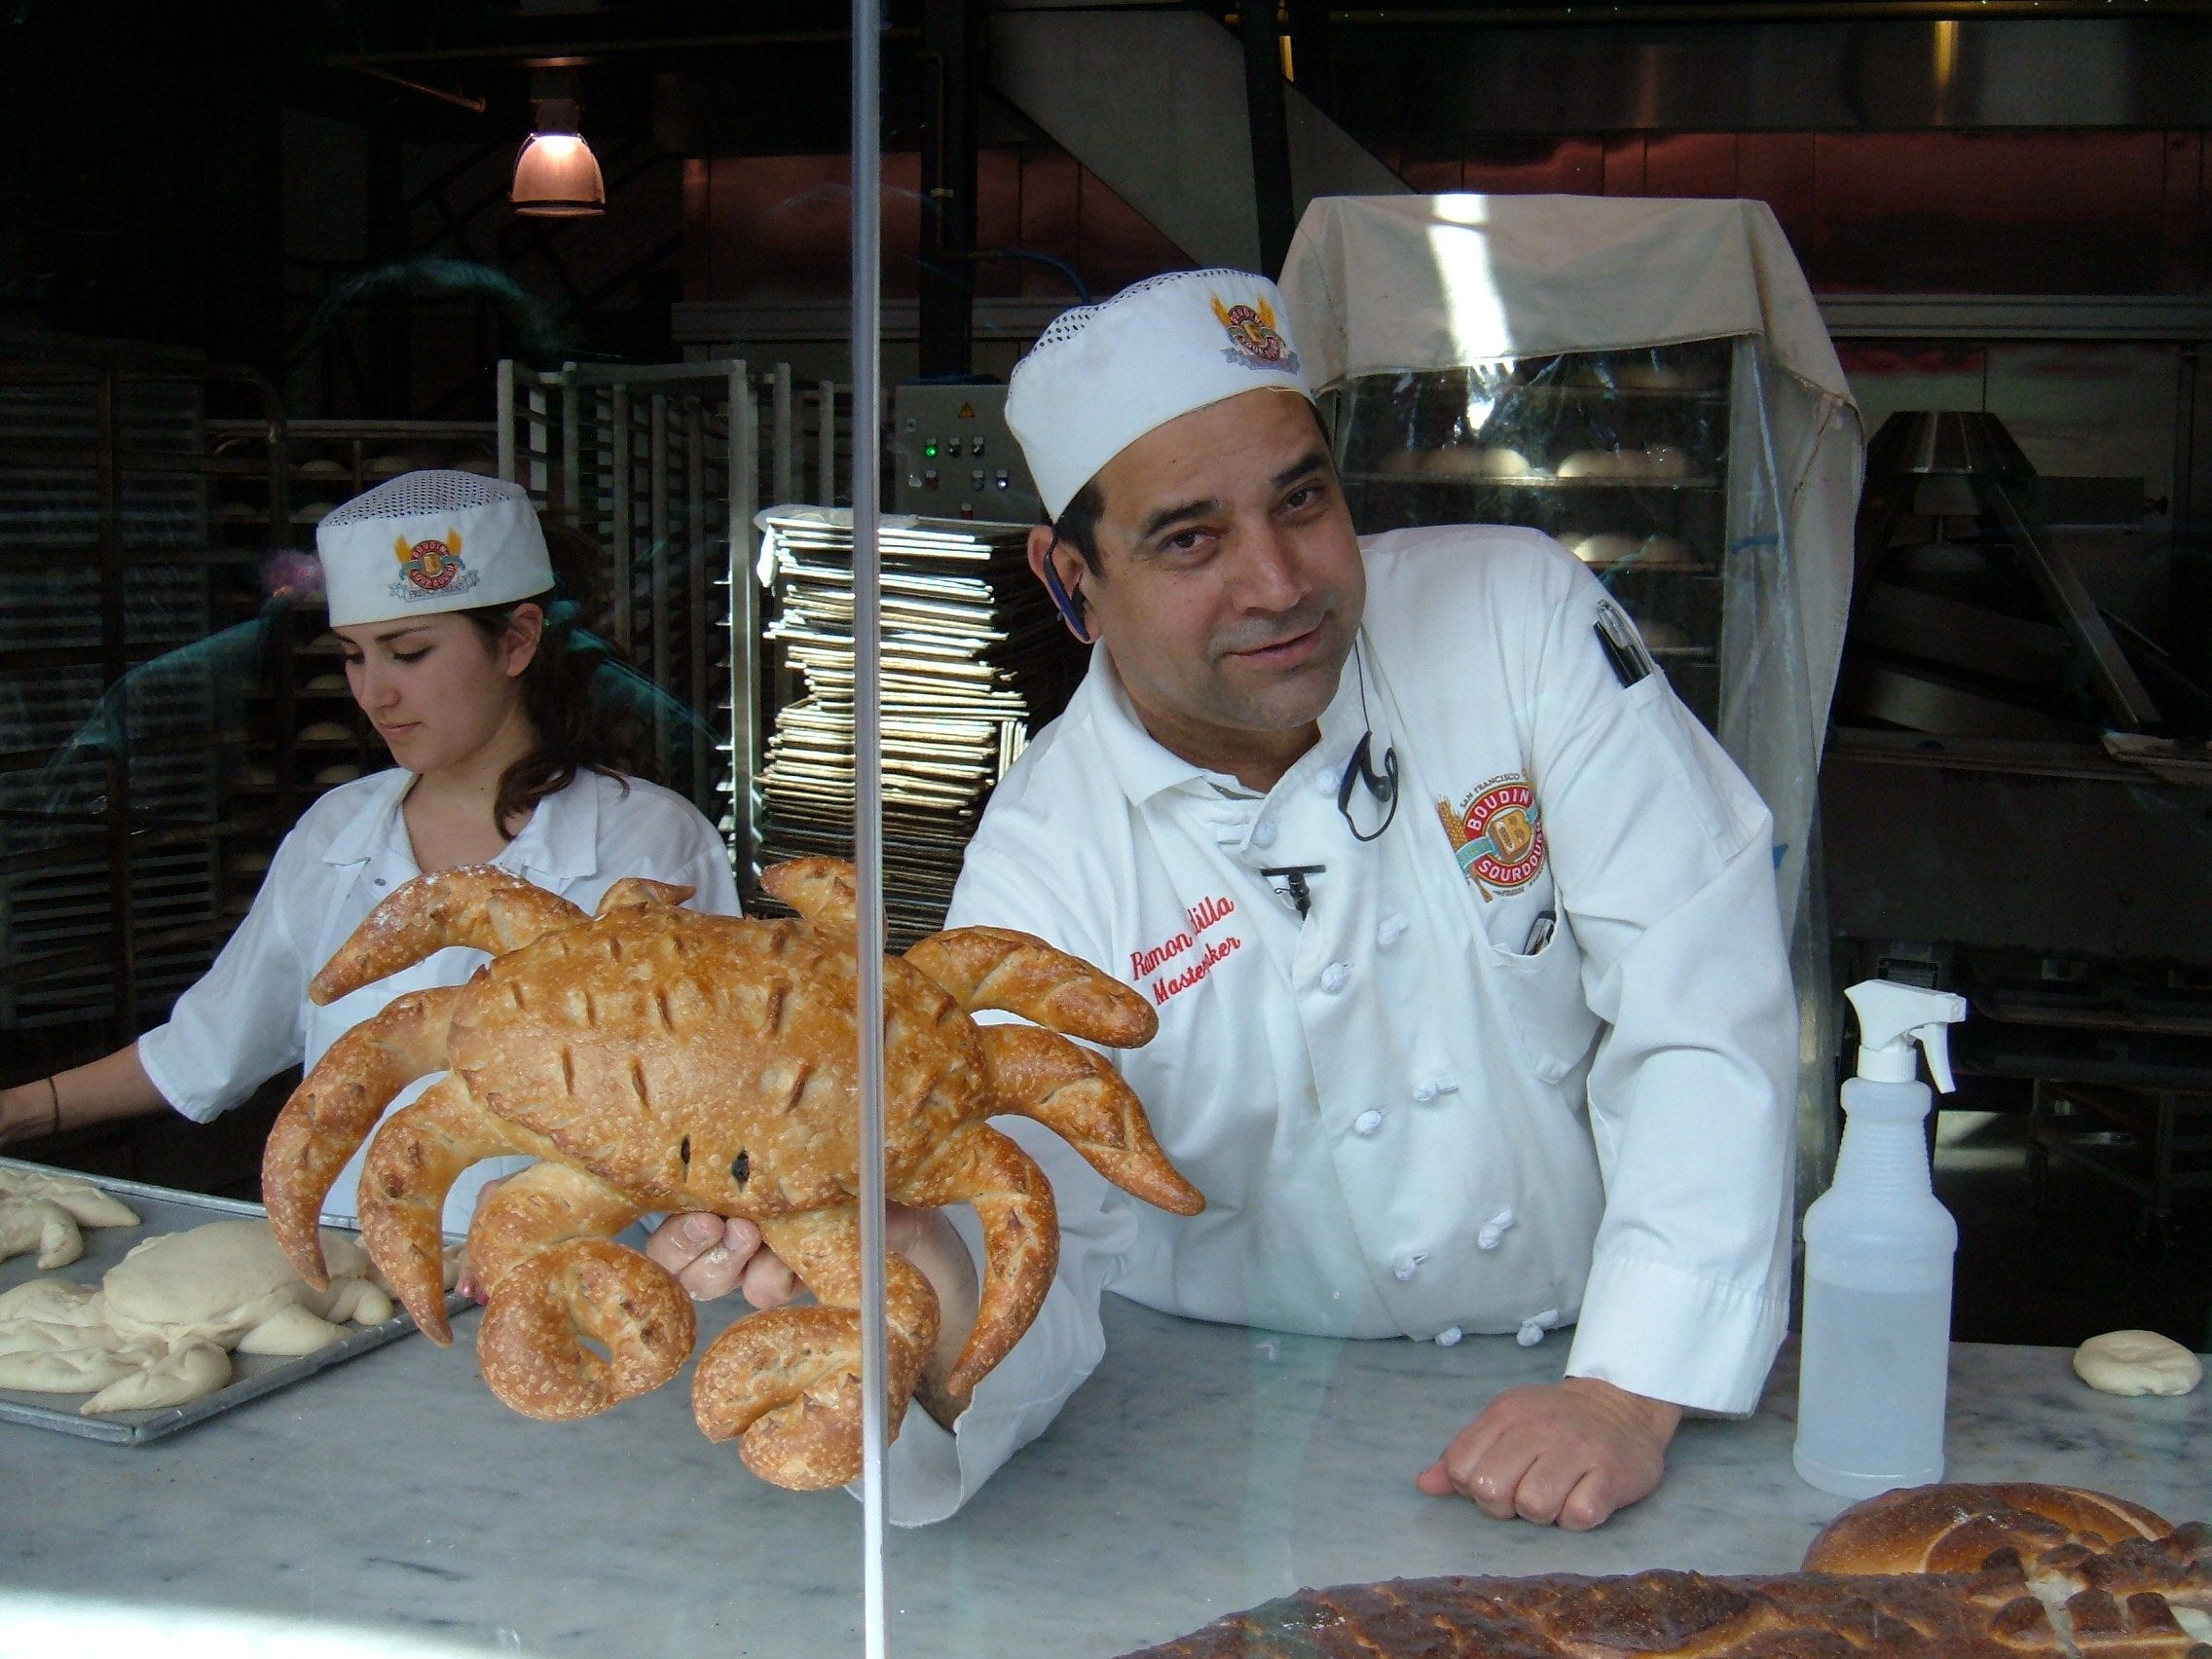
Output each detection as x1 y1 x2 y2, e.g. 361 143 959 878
646 1203 982 1423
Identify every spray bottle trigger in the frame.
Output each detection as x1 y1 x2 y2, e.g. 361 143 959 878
1916 1025 1957 1094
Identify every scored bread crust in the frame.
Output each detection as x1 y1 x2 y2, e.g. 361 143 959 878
1802 1483 2177 1575
1116 1485 2212 1659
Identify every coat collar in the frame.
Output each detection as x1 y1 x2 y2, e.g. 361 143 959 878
1078 636 1377 811
316 767 602 883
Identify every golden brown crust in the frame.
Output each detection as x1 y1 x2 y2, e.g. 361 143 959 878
476 1237 694 1420
1116 1507 2212 1658
593 877 695 916
979 1023 1204 1217
906 926 1160 1048
690 1205 940 1490
1802 1484 2178 1576
263 984 461 1288
758 856 859 934
307 866 584 1005
273 856 1202 1492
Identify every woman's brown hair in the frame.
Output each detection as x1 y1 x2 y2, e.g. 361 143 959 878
461 515 651 836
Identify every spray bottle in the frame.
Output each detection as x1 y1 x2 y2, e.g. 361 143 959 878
1793 979 1969 1500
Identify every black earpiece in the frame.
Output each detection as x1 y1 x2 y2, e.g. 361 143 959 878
1040 547 1092 645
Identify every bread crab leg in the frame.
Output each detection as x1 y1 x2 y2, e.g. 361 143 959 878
264 983 462 1289
894 1120 1066 1398
691 1205 940 1491
758 857 860 936
307 866 586 1005
906 927 1158 1049
471 1162 693 1421
356 1075 539 1343
977 1024 1204 1218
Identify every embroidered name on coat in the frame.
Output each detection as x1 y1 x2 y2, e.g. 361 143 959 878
1130 895 1241 1007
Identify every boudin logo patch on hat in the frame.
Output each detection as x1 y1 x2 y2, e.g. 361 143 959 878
391 530 481 603
317 470 551 628
1210 293 1301 375
1436 774 1546 899
1005 269 1316 519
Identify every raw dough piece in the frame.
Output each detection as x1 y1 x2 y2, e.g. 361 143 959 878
83 1340 230 1415
0 1220 395 1416
1556 449 1616 479
102 1220 374 1348
1568 532 1641 565
2074 1328 2203 1396
0 1166 142 1228
313 763 361 787
0 1198 85 1270
301 672 348 692
297 720 352 742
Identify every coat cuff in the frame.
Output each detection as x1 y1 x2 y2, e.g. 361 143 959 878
1563 1250 1787 1416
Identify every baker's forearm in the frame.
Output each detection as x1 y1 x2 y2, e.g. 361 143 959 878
0 1044 171 1147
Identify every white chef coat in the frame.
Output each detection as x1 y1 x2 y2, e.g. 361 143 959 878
885 524 1796 1525
137 766 743 1232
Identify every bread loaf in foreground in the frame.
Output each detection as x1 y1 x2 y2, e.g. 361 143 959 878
1118 1484 2212 1658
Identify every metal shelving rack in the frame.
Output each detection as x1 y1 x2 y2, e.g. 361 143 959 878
498 357 849 895
0 358 287 1045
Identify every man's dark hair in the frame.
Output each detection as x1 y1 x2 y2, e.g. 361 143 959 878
1042 397 1334 575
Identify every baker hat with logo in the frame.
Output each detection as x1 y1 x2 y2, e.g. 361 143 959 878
314 470 555 628
1006 269 1315 520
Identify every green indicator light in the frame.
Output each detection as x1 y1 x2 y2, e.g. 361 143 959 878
923 441 939 458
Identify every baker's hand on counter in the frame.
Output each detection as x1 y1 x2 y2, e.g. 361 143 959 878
1416 1376 1681 1530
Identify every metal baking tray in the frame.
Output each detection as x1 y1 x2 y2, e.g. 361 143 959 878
0 1156 465 1446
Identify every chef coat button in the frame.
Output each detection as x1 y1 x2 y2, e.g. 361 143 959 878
1376 913 1408 947
1392 1251 1428 1282
373 878 387 887
1435 1326 1463 1347
1353 1108 1384 1137
1320 962 1350 994
1412 1080 1438 1103
1478 1207 1517 1251
1252 818 1278 849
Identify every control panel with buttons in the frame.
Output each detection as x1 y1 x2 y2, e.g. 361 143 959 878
891 384 1043 525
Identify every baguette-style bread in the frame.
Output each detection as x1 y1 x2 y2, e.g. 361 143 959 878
1117 1486 2212 1658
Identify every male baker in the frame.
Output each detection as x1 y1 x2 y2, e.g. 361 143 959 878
651 270 1796 1530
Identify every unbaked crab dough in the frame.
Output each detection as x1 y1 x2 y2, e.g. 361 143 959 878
0 1219 396 1415
0 1168 141 1270
2073 1329 2203 1397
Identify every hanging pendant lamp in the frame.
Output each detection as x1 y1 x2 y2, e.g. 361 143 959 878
512 72 605 217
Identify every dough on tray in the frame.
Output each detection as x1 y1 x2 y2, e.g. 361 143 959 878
0 1218 396 1416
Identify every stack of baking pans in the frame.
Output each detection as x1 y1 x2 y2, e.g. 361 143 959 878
756 509 1083 945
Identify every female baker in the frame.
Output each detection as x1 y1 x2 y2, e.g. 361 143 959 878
0 471 743 1249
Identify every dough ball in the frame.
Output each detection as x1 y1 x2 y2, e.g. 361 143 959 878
1477 446 1533 478
2074 1330 2203 1397
1616 362 1692 391
313 763 361 787
301 672 348 692
1638 619 1692 651
1557 449 1614 480
1641 444 1690 480
297 720 352 742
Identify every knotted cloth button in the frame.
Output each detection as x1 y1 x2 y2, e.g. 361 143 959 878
1413 1079 1439 1103
1320 962 1349 993
1434 1326 1463 1346
1392 1251 1429 1282
1516 1308 1560 1347
1352 1108 1384 1137
1253 819 1279 849
1477 1207 1517 1251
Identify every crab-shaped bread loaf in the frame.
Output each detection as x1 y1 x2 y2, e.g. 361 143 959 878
261 858 1201 1490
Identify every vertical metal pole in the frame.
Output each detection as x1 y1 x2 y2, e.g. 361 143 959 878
772 363 796 505
95 371 136 1042
687 401 710 812
851 0 892 1653
1240 0 1297 279
611 387 635 653
497 359 518 483
650 392 673 776
818 379 838 504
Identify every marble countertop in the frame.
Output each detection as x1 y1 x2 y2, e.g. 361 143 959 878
1 1293 2206 1658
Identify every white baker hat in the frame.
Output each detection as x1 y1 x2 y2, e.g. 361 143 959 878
1007 269 1315 520
314 471 555 628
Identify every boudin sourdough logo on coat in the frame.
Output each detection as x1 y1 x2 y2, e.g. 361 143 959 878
1210 293 1301 375
1436 775 1546 899
390 529 480 603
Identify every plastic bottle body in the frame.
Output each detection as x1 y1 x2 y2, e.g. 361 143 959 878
1792 1076 1960 1500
